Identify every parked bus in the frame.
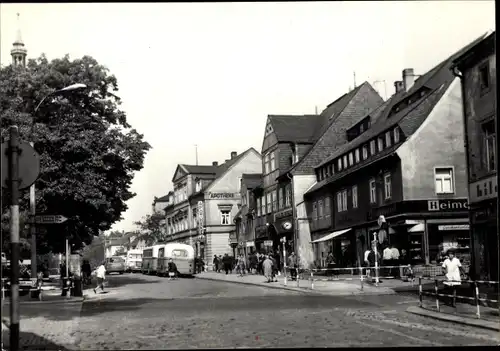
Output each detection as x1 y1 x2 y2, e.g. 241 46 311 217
126 249 143 273
157 243 195 277
141 245 162 275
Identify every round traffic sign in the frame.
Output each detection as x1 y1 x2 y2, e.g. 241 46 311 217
1 141 41 190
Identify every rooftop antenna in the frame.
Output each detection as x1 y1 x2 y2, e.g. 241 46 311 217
353 71 357 89
195 144 198 165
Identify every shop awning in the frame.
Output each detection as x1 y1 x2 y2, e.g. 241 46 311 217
408 223 425 232
311 228 352 243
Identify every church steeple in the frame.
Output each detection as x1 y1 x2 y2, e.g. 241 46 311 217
11 13 27 67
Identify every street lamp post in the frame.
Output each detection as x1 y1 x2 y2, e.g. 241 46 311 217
29 83 87 278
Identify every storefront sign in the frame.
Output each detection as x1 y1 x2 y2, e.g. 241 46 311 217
197 201 204 233
274 209 293 220
263 240 273 247
209 192 236 199
438 224 470 231
427 199 468 212
469 175 497 203
246 241 255 247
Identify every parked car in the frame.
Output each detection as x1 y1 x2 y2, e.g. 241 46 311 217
105 256 126 274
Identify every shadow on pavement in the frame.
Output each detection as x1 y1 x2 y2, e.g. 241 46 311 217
102 275 162 289
2 329 72 350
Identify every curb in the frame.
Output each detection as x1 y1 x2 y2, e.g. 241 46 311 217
2 294 87 305
195 275 395 296
406 305 500 331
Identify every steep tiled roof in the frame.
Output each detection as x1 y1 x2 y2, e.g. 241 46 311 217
289 82 384 175
242 173 262 189
154 194 171 203
314 33 487 171
182 165 217 175
214 148 259 178
268 115 323 143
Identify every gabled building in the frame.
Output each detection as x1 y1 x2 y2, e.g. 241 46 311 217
274 83 384 266
303 35 487 272
152 193 173 213
234 173 262 258
164 148 262 264
451 31 497 281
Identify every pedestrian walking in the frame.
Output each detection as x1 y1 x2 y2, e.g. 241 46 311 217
213 255 219 272
390 244 400 277
93 261 106 294
236 254 246 277
288 252 298 281
382 245 392 277
167 258 178 280
222 253 231 274
326 252 336 278
249 253 258 274
441 249 465 306
269 254 278 282
262 255 274 283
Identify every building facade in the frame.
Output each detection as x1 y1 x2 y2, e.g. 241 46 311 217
277 83 385 267
303 37 486 273
164 149 262 265
452 31 497 281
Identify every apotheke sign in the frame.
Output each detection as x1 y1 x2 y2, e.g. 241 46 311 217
208 192 236 199
428 199 469 212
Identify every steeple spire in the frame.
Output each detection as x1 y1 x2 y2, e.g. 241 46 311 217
11 13 27 67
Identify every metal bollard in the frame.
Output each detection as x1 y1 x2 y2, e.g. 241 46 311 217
453 287 457 312
296 268 300 287
418 277 422 307
284 267 287 286
434 279 440 312
474 281 480 319
359 267 364 292
310 271 314 290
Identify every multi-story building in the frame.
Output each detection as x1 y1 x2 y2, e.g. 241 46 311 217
274 83 384 266
164 148 262 265
451 31 497 281
302 36 486 273
234 173 262 258
152 193 172 213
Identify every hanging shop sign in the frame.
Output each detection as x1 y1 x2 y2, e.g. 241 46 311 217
438 224 470 231
263 240 273 247
246 241 255 247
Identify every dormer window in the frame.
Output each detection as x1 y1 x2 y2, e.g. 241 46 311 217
362 145 368 160
385 131 392 147
378 137 384 151
343 155 348 168
360 124 364 133
325 166 330 177
370 140 376 155
355 149 360 163
337 158 342 171
348 152 354 166
394 127 400 143
330 164 334 175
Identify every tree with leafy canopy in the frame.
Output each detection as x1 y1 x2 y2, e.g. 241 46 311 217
0 54 151 254
134 212 166 246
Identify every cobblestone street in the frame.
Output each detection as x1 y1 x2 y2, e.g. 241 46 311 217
3 273 498 349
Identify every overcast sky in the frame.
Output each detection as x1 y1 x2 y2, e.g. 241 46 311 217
0 1 495 233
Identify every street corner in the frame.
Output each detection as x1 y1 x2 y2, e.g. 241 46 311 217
406 305 500 332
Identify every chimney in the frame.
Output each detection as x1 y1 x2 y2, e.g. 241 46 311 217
402 68 415 91
212 161 218 166
230 151 237 159
225 159 230 163
394 81 404 94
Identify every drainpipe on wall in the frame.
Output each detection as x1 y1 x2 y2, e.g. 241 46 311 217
286 172 298 258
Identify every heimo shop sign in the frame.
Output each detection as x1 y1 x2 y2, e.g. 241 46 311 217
427 199 469 212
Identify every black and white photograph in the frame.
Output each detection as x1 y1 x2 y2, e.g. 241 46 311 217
0 1 498 350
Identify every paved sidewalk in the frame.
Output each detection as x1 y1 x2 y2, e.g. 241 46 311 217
196 272 396 296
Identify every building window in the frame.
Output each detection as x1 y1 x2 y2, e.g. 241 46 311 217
312 202 318 221
378 137 384 151
435 167 454 194
348 152 354 166
394 127 400 143
336 190 348 212
337 158 342 171
264 153 270 174
279 188 284 209
270 151 276 172
285 184 291 207
352 185 358 208
362 145 368 160
221 210 231 225
479 62 490 93
318 199 324 219
272 190 277 212
384 173 392 199
343 155 348 168
330 164 334 175
369 178 376 203
325 197 331 218
370 140 376 155
260 196 265 215
385 131 392 147
257 197 262 216
483 119 496 172
266 193 272 214
360 124 364 133
195 179 202 192
355 149 360 163
325 166 330 177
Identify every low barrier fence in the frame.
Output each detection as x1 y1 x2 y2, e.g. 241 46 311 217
417 277 499 319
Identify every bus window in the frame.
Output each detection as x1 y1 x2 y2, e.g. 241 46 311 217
172 250 187 257
159 248 165 258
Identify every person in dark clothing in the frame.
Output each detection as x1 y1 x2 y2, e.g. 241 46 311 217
274 251 281 275
167 258 178 280
288 252 298 280
213 255 219 272
82 260 92 285
258 253 265 275
222 253 231 274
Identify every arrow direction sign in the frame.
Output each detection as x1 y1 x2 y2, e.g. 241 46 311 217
32 215 69 225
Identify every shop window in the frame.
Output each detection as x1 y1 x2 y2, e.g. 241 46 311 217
435 167 454 194
318 199 324 219
483 119 496 172
362 145 368 160
479 62 490 94
385 131 392 147
394 127 400 143
348 152 354 166
369 178 376 203
384 173 392 199
370 140 376 155
355 149 360 163
324 197 331 218
352 185 358 208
